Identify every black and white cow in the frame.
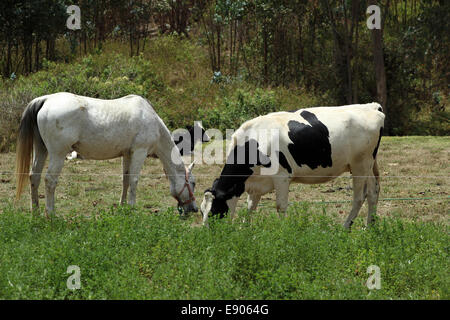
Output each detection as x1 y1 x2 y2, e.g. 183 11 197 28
200 103 385 229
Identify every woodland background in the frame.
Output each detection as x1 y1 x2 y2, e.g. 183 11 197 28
0 0 448 152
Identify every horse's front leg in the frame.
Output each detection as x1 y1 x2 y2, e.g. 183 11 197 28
120 153 131 205
127 149 148 206
44 155 65 217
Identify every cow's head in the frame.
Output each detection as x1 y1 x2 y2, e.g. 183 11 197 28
201 178 235 222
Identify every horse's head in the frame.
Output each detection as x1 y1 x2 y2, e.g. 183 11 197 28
173 162 198 215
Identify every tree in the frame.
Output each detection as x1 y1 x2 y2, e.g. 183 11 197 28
369 0 389 133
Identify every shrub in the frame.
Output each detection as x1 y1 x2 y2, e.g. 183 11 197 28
199 88 279 132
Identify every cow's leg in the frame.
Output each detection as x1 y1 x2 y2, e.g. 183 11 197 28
127 148 148 206
367 160 381 226
44 155 65 217
344 167 369 229
120 152 131 205
274 177 290 216
247 193 261 211
226 196 239 220
30 139 48 215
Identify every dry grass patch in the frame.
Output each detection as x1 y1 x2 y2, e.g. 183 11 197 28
1 136 448 225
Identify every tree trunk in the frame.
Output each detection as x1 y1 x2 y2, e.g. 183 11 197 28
369 0 389 133
35 40 39 72
217 25 221 71
263 25 268 86
351 0 360 103
5 40 12 77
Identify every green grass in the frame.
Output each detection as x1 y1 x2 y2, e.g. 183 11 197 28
0 204 447 299
0 137 448 299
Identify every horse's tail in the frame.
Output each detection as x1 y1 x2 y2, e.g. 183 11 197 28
15 97 47 201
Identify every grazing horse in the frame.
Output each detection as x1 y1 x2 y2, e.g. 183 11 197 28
201 103 385 228
15 92 198 216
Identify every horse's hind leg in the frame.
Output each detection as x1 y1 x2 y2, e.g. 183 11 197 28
30 137 47 215
127 148 148 206
120 152 131 205
44 155 65 217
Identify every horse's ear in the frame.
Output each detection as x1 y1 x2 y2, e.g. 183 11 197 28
188 161 195 172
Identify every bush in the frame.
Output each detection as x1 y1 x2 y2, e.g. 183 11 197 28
0 51 166 152
199 88 279 132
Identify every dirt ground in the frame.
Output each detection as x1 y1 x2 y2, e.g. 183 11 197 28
0 136 448 224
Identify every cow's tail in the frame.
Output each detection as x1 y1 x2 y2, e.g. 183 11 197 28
15 97 47 201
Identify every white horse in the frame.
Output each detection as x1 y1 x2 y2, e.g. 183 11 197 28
15 92 198 216
66 121 211 160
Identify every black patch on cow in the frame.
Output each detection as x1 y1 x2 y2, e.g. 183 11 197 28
287 110 332 170
206 139 271 217
277 151 292 174
288 109 299 113
372 127 383 159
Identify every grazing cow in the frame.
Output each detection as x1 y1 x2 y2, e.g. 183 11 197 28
200 103 385 229
67 122 210 160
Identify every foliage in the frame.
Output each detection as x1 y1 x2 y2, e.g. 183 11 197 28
0 36 329 152
1 1 449 136
199 88 279 131
0 204 447 299
1 33 447 152
196 0 449 135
